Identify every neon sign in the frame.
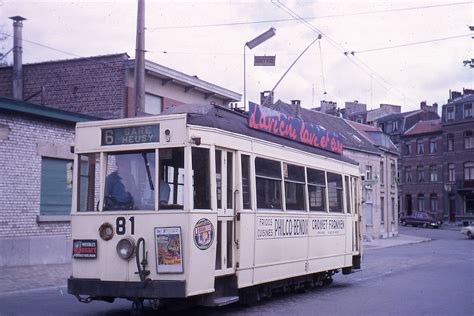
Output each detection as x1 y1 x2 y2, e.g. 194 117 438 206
248 103 343 155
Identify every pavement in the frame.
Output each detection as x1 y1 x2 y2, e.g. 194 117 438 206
0 233 432 298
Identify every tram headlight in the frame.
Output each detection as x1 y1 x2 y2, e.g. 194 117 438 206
116 237 136 260
99 222 114 241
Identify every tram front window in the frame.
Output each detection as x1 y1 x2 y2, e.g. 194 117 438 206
104 151 155 210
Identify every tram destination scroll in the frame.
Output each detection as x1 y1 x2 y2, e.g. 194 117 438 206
101 124 160 146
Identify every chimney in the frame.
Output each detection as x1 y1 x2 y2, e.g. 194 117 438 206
432 103 438 114
449 90 461 102
10 16 26 101
291 100 301 117
420 100 427 109
260 90 274 106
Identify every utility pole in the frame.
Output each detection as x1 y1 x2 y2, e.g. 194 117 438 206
134 0 145 116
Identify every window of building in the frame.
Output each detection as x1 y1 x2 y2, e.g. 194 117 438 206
144 93 163 115
391 161 396 185
284 163 305 211
307 168 326 212
380 161 384 184
192 148 211 209
418 194 425 212
430 194 438 212
464 162 474 180
404 142 412 156
417 166 425 183
391 197 396 222
393 120 399 132
40 157 73 216
429 138 437 154
381 197 385 223
255 157 282 209
417 139 424 155
448 163 455 182
366 165 373 181
430 165 438 182
464 131 474 149
327 172 343 213
405 167 412 183
447 133 454 151
386 121 393 133
241 154 251 209
464 103 472 118
447 106 454 120
356 118 363 123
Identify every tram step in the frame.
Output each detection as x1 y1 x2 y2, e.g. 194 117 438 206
213 295 239 306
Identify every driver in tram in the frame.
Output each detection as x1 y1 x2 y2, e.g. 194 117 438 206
104 155 138 210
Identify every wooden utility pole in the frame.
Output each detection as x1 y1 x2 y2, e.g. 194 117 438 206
134 0 145 116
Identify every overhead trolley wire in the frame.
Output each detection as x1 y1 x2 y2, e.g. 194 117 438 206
150 1 471 31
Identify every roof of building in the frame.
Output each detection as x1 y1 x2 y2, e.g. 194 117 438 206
128 59 241 103
445 92 474 105
0 96 99 123
403 119 442 136
348 120 399 153
163 103 358 165
376 109 420 122
348 120 382 132
270 100 381 155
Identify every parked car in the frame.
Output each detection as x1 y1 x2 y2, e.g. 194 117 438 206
400 212 443 228
461 224 474 239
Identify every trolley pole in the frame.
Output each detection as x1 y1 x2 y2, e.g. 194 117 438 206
134 0 145 117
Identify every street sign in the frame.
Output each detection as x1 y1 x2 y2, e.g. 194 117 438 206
254 55 276 66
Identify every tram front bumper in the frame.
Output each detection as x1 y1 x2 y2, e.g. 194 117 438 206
68 277 186 299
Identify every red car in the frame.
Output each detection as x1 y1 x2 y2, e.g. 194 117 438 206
400 212 443 228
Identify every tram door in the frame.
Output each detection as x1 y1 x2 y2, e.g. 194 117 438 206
215 149 236 276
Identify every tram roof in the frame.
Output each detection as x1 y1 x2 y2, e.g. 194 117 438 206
162 104 358 165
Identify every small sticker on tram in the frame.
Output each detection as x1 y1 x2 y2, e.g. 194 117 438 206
72 239 97 258
193 218 214 250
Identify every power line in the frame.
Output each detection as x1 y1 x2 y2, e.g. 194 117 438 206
149 1 471 31
272 0 416 104
350 34 472 54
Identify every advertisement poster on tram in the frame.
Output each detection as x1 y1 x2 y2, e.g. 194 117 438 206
155 227 183 273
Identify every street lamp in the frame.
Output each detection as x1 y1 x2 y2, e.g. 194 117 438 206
243 27 276 111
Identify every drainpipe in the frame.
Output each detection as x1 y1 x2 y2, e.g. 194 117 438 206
10 16 27 101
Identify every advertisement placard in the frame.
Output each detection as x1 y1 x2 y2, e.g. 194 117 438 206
154 227 183 273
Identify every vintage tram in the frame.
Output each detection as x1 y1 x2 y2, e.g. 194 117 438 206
68 103 362 308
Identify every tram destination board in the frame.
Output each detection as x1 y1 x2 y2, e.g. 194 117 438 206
101 124 160 146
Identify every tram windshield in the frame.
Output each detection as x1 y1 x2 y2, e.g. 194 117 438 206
76 147 184 212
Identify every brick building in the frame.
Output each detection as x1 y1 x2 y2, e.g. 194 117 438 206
0 97 96 266
441 89 474 222
0 54 240 119
399 119 444 218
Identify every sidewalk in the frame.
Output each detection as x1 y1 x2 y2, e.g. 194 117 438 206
0 234 430 297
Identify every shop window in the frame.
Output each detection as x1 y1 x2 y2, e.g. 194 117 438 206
255 157 282 209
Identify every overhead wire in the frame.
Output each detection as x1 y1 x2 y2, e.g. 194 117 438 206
272 0 415 104
149 1 471 31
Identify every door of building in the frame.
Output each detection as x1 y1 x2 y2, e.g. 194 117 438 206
449 195 456 222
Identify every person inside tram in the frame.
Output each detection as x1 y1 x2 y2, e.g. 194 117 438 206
104 155 138 210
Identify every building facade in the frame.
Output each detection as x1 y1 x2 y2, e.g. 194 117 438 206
441 90 474 222
0 97 96 266
399 119 444 219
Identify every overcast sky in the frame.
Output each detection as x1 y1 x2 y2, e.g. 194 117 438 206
1 0 472 112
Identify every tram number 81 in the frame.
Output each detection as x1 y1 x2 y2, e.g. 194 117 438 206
116 216 135 235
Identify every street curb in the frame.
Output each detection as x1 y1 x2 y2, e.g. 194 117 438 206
363 237 432 251
0 285 67 298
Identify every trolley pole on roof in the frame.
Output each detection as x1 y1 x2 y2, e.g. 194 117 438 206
134 0 146 117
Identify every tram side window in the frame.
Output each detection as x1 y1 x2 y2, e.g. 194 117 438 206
216 150 222 209
192 147 211 209
241 154 251 209
160 148 184 209
255 157 282 209
307 168 326 212
103 151 155 211
345 176 351 213
284 163 305 211
77 153 100 212
327 172 343 213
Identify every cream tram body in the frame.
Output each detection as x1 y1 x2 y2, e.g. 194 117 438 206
68 107 362 306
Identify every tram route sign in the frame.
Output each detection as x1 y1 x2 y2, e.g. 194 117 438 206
101 124 160 146
248 103 343 155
